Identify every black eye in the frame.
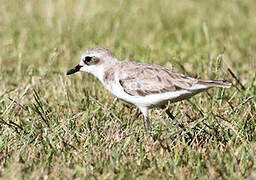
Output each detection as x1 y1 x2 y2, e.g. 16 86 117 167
83 56 93 65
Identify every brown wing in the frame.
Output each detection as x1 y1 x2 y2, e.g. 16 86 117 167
118 61 197 96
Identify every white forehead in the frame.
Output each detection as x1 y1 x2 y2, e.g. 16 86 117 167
81 47 114 59
81 52 99 58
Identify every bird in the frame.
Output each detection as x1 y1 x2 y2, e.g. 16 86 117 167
67 47 231 131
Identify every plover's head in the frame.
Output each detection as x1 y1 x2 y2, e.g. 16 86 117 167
67 47 117 77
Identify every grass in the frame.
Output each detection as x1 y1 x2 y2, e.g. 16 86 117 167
0 0 256 179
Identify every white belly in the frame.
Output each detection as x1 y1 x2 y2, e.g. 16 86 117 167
104 81 197 108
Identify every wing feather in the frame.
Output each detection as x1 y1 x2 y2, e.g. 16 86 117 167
118 61 197 96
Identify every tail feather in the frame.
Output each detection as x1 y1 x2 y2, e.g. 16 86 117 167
197 80 232 88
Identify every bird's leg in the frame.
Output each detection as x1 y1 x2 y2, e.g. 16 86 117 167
144 116 152 131
165 108 193 143
165 109 184 129
139 107 152 131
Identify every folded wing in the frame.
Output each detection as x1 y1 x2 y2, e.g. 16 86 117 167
118 61 198 96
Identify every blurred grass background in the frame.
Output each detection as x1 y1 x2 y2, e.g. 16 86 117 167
0 0 256 179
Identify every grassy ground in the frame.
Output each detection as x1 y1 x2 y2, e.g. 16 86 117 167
1 0 256 179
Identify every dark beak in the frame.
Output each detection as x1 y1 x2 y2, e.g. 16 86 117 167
66 64 82 75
